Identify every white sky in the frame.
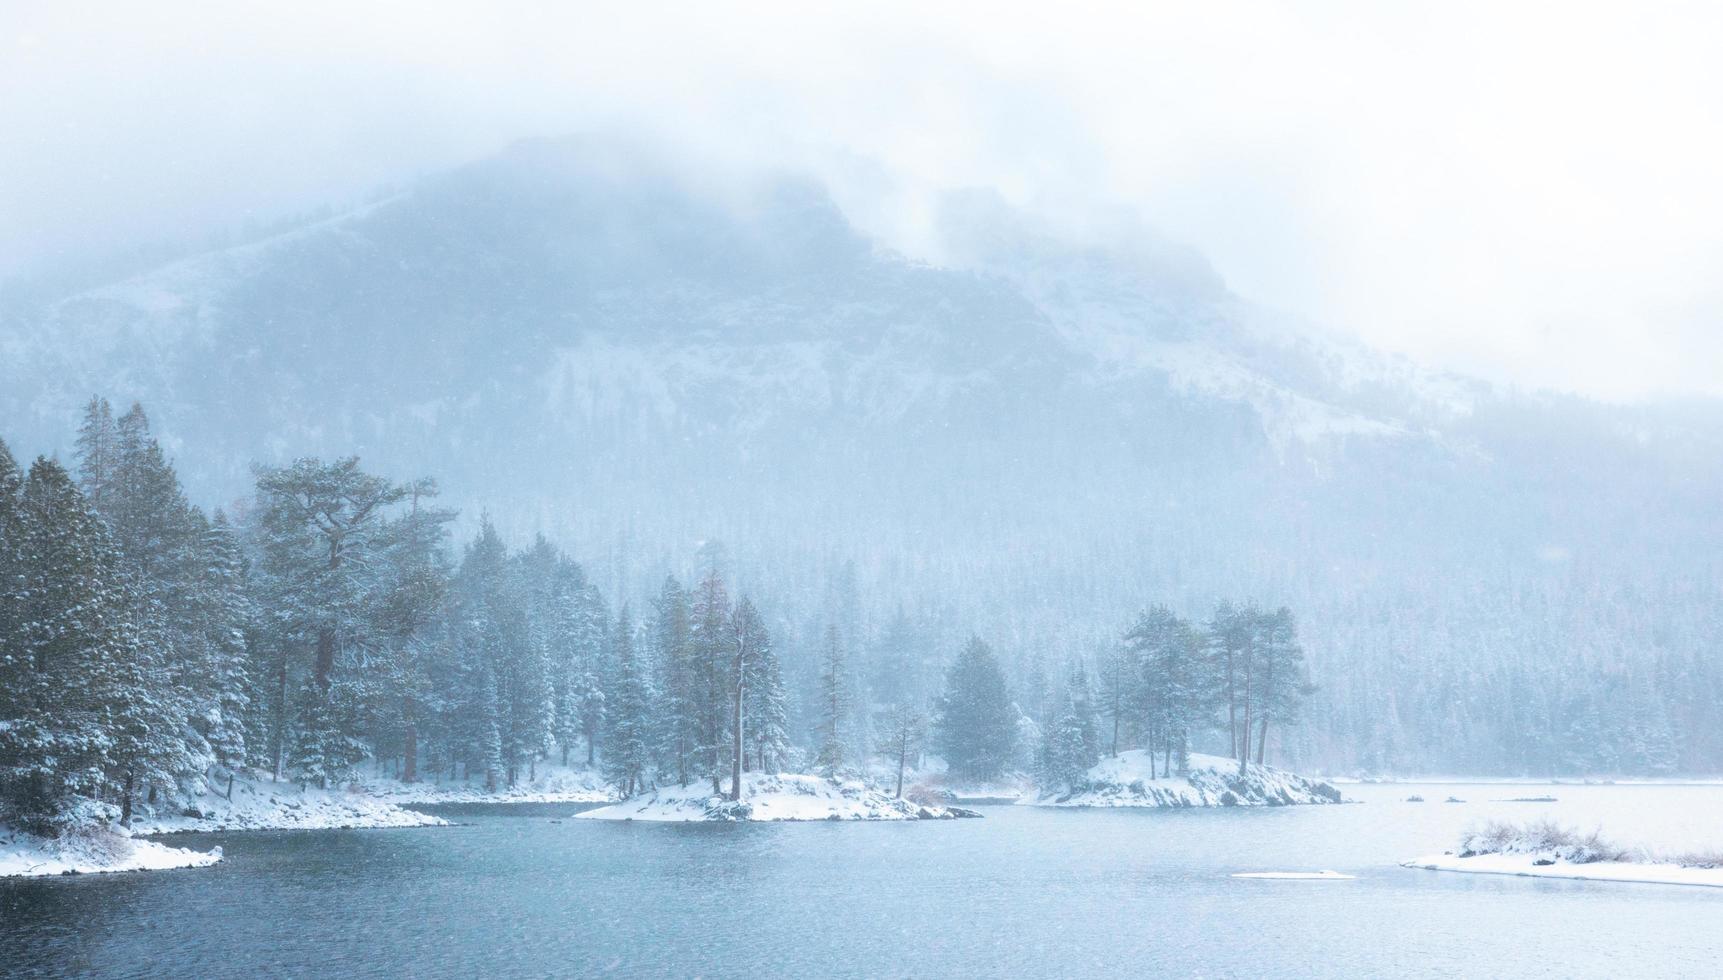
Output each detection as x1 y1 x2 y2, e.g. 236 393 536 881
4 1 1722 400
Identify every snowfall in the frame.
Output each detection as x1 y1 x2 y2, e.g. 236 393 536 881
576 772 979 822
1021 751 1346 807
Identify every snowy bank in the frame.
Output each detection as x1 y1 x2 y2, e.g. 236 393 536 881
1402 819 1723 889
576 772 980 822
1022 751 1345 808
1401 852 1723 888
1 826 221 878
353 764 615 805
130 775 447 834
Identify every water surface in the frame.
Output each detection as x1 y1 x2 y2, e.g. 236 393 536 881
3 783 1720 978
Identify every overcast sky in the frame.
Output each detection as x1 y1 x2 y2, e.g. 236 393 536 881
5 1 1722 401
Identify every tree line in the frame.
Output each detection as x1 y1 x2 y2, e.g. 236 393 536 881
1 399 1322 836
933 605 1311 792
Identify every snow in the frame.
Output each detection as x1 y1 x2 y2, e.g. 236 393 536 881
576 772 979 822
353 765 615 805
1022 751 1345 808
1 826 221 878
128 775 447 834
1401 853 1723 889
1232 870 1356 880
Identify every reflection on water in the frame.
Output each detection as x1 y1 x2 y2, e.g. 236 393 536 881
3 787 1722 978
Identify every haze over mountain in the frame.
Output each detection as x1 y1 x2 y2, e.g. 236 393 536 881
4 136 1720 773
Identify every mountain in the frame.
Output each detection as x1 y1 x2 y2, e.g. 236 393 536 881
4 135 1721 774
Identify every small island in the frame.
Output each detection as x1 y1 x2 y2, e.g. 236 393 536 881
1023 751 1344 808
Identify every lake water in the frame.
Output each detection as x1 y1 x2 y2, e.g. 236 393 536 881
4 783 1721 978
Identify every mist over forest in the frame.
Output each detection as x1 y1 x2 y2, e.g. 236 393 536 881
5 135 1720 779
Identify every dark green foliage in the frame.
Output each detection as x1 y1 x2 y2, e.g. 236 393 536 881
933 636 1018 782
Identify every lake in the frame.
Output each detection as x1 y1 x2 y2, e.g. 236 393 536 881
3 783 1721 977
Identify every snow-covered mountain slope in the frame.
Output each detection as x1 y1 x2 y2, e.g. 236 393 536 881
3 136 1721 777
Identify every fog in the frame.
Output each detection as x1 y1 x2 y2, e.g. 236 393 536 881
6 1 1723 400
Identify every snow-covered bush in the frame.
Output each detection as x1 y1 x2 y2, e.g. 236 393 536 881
1458 819 1630 864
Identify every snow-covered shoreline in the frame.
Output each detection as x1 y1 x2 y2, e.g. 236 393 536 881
352 765 615 806
1 827 222 878
1022 751 1345 808
577 772 980 822
1402 819 1723 889
1401 853 1723 888
130 776 449 835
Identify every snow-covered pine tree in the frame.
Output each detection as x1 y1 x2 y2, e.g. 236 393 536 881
651 576 698 786
932 636 1018 782
745 609 790 776
2 460 134 831
1096 643 1136 757
1035 677 1096 794
690 571 732 794
1251 607 1310 767
601 604 654 796
814 622 853 774
72 397 117 514
369 480 455 784
1127 605 1207 777
571 579 609 768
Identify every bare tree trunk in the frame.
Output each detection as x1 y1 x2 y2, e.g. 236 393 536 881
226 771 235 801
1256 715 1269 766
121 770 134 826
729 676 746 802
1225 649 1237 759
896 741 907 798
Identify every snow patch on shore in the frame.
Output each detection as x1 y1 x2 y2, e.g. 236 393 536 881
1023 751 1345 808
1 826 221 878
1401 853 1723 889
576 772 978 822
130 775 447 834
353 765 615 805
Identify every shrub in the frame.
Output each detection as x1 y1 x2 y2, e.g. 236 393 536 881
1458 819 1629 864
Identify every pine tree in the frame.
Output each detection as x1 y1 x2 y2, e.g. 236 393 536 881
73 397 117 513
1127 605 1208 777
747 613 790 776
726 597 770 800
932 636 1018 782
650 576 698 785
690 571 732 794
601 604 654 796
815 623 853 774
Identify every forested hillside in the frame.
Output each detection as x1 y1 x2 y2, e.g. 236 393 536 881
3 138 1720 777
